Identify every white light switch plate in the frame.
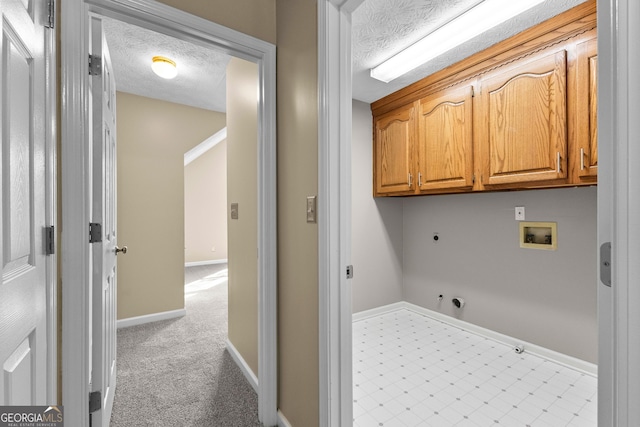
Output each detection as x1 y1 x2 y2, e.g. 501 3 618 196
307 196 317 223
515 206 525 221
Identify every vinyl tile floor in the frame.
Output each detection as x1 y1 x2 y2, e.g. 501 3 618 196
353 309 597 427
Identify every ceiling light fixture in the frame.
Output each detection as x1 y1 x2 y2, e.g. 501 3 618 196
370 0 546 83
151 56 178 79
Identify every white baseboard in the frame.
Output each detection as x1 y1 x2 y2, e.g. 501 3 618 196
352 301 406 322
354 301 598 377
185 259 228 267
226 339 258 394
117 308 186 329
277 410 293 427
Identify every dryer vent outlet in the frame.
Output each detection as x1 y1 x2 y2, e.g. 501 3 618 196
452 297 465 308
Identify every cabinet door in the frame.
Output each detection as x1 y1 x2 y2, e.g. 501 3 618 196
481 50 568 187
575 38 598 180
374 103 415 195
417 85 474 192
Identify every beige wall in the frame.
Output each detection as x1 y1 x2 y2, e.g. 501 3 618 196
117 92 226 319
184 139 228 263
155 0 276 45
226 58 259 376
276 0 319 425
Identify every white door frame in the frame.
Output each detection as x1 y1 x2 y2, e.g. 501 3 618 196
60 1 277 425
44 9 58 404
318 0 640 425
317 0 362 425
597 0 640 425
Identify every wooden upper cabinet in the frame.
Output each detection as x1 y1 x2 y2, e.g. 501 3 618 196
417 85 474 192
374 103 415 195
575 38 598 181
480 50 568 187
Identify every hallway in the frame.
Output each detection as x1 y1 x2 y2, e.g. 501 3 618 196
110 264 261 426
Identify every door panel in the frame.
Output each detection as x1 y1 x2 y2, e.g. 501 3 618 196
90 16 117 427
576 38 598 180
374 104 415 195
417 85 474 191
481 50 568 186
0 0 47 406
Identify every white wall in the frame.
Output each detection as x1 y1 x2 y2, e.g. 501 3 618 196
352 100 404 313
351 100 598 363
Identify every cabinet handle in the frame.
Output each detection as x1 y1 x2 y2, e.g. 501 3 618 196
580 148 585 171
418 172 423 187
408 173 412 187
556 152 561 173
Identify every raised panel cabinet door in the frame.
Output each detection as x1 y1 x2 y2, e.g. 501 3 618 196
374 103 415 195
417 85 474 192
481 50 568 186
576 38 598 180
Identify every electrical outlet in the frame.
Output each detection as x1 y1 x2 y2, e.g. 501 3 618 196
211 246 216 252
515 206 525 221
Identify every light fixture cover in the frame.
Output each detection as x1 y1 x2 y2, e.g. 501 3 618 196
370 0 546 83
151 56 178 79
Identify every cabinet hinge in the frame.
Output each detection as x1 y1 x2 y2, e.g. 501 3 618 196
471 87 475 98
89 54 102 76
472 174 476 184
45 226 55 255
45 0 55 29
89 391 102 413
346 265 354 279
89 223 102 243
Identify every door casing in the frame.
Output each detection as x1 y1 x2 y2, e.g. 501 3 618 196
60 1 277 425
317 0 640 426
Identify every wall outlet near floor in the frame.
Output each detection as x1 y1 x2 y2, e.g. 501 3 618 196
515 206 525 221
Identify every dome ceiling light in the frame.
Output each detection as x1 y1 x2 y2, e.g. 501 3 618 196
151 56 178 79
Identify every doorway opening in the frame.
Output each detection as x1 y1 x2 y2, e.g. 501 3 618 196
60 1 276 425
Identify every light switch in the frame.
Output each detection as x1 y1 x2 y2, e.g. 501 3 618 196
515 206 525 221
230 203 239 220
306 196 317 223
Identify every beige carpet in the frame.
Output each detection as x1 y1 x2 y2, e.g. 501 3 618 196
109 265 262 426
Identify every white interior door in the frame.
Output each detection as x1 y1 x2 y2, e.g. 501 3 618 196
0 0 49 406
89 16 118 427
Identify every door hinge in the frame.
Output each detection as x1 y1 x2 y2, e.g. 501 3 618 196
89 391 102 413
346 265 354 279
45 0 55 29
89 223 102 243
45 226 55 255
89 54 102 76
600 242 612 287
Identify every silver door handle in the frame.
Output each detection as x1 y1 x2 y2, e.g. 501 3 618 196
115 246 128 255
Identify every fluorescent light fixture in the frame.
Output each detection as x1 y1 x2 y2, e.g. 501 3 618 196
370 0 546 83
151 56 178 79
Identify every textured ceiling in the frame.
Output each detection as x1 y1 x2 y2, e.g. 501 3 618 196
103 18 230 112
352 0 589 103
103 0 588 111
